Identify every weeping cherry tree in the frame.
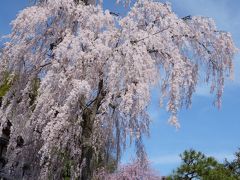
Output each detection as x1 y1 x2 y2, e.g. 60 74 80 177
0 0 237 179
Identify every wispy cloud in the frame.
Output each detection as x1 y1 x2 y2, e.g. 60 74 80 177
195 85 211 97
150 154 180 165
209 152 235 162
150 151 235 165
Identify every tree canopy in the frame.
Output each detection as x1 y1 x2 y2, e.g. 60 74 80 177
168 149 240 180
0 0 236 179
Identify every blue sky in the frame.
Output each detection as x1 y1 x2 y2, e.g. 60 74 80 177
1 0 240 176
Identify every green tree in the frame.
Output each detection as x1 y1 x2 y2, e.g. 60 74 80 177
168 149 238 180
225 149 240 178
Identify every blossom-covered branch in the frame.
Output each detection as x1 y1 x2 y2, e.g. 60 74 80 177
0 0 236 179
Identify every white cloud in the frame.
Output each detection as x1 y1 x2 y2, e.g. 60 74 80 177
209 152 234 162
195 84 211 97
150 154 180 165
150 151 234 165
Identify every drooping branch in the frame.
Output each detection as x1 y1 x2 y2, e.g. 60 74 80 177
0 0 235 179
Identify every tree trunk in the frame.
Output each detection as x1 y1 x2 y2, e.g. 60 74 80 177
80 109 95 180
79 79 105 180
